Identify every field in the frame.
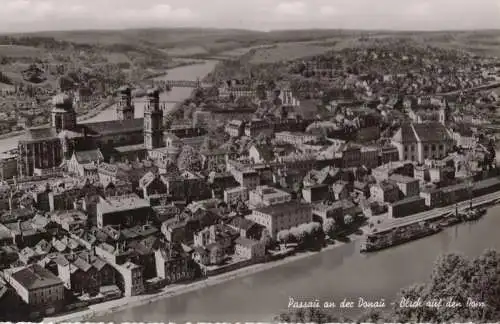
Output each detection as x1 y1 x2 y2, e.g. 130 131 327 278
0 45 46 58
248 41 340 64
162 45 209 56
103 52 131 64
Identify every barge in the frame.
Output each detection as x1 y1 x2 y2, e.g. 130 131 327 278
360 224 442 253
459 208 486 221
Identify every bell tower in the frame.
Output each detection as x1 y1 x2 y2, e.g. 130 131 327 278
117 85 134 120
144 88 164 150
51 93 77 133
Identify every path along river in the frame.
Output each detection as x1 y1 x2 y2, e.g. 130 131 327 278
94 205 500 322
0 59 218 153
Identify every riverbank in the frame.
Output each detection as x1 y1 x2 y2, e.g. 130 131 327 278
144 60 202 80
44 237 361 323
44 189 500 323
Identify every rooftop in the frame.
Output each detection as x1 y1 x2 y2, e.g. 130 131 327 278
392 123 417 143
114 143 147 153
73 149 103 164
98 194 150 214
82 118 144 136
22 127 58 142
390 195 425 207
252 185 290 198
9 264 62 290
412 122 451 142
255 201 311 217
389 174 418 184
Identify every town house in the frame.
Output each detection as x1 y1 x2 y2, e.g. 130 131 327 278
389 174 420 198
248 185 292 209
96 194 151 229
3 264 65 316
154 242 197 284
248 201 313 239
370 181 400 203
234 237 266 261
67 149 104 178
138 171 168 204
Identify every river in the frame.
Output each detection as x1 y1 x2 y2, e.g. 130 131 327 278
0 60 218 153
94 206 500 322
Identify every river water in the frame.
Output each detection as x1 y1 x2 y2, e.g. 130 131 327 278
0 60 218 153
94 206 500 322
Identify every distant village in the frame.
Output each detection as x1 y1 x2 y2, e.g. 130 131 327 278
1 39 500 321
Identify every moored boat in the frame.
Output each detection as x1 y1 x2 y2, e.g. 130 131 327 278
360 225 442 253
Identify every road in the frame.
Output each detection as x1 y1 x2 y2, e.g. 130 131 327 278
379 191 500 231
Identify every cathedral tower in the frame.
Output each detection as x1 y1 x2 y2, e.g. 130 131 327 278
51 93 77 133
116 85 134 120
144 88 164 150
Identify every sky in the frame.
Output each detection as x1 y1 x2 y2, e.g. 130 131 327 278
1 0 500 33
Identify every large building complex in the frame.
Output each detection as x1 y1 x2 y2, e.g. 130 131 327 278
18 87 165 177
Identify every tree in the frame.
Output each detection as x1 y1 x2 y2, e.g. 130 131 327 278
276 307 338 323
277 230 291 247
260 230 274 249
177 146 202 171
322 218 336 235
393 250 500 322
275 250 500 323
344 214 354 225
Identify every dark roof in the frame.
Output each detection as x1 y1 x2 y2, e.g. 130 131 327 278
10 264 62 290
114 144 146 153
412 122 451 142
22 127 58 142
230 216 258 231
390 195 425 207
451 123 474 136
74 149 103 164
73 257 92 272
255 201 311 217
83 118 144 136
92 257 107 270
252 145 274 162
389 174 417 184
392 123 417 143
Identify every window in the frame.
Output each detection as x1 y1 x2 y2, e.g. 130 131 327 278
432 144 436 151
424 145 429 151
439 144 444 150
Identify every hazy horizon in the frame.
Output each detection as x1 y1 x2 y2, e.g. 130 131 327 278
1 0 500 33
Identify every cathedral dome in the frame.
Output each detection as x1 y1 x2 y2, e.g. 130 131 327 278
52 93 73 107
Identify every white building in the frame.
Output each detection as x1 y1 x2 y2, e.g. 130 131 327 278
275 131 319 146
248 185 291 209
3 264 65 314
224 186 248 205
391 122 454 163
248 202 312 239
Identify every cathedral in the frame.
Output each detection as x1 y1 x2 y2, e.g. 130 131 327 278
17 86 165 177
